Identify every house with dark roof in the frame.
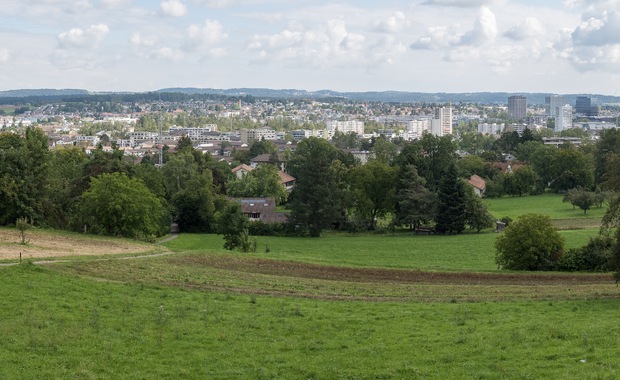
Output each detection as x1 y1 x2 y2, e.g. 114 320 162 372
236 197 289 224
250 153 286 171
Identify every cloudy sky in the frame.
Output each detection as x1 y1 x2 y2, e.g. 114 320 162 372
1 0 619 95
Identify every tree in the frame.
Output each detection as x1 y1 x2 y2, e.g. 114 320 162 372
171 171 217 232
348 160 397 230
456 155 491 178
563 187 596 214
371 137 398 165
393 165 436 231
287 137 344 237
495 214 564 271
0 127 49 225
217 201 251 252
42 147 88 229
227 164 288 205
332 131 360 150
248 139 277 160
77 172 169 239
463 188 495 233
395 134 457 192
505 166 539 197
549 148 594 192
594 128 620 184
16 217 32 245
434 163 467 235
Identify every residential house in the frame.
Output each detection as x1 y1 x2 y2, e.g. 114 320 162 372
236 197 289 224
467 175 486 197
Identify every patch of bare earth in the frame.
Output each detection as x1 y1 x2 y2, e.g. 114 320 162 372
0 229 154 260
169 255 614 286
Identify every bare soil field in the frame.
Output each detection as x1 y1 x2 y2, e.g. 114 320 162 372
0 228 155 261
170 254 614 286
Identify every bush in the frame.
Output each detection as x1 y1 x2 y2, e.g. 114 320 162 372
495 214 564 271
247 221 301 237
555 235 613 272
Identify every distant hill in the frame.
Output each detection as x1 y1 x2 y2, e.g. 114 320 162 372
157 88 620 105
0 89 89 98
2 87 620 105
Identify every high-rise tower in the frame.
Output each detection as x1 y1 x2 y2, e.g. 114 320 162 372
508 95 527 120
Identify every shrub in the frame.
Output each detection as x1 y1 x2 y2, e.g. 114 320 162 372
556 235 614 272
495 214 564 271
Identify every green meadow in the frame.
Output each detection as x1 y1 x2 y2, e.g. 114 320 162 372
1 193 619 379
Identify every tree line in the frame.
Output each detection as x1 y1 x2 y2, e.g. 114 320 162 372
2 127 620 243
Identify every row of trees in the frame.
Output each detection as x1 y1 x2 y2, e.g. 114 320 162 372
0 128 493 240
287 135 494 237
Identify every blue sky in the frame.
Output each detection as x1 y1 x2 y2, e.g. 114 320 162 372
1 0 619 95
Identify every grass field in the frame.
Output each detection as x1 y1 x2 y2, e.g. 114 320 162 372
485 193 608 221
1 193 618 379
1 264 619 379
162 228 600 272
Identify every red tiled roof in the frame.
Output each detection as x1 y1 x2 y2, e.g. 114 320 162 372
468 174 486 191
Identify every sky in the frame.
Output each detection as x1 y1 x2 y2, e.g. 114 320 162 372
1 0 620 95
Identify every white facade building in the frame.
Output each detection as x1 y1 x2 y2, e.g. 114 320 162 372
240 128 277 143
325 120 364 135
555 105 573 132
545 95 567 117
478 123 504 135
431 106 452 136
406 118 431 137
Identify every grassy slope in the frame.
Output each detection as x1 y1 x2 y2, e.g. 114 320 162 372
485 193 608 221
163 229 599 272
1 193 616 379
1 264 619 379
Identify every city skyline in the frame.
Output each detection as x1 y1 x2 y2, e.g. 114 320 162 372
1 1 620 95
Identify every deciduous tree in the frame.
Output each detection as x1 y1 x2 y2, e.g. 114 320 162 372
495 214 564 271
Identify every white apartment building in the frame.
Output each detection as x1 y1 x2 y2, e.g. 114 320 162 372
555 105 573 132
431 106 452 136
168 125 218 140
407 118 431 137
545 95 567 117
325 120 364 135
240 128 277 143
478 123 504 135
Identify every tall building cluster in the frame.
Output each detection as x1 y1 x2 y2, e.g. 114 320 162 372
507 95 527 120
545 95 572 132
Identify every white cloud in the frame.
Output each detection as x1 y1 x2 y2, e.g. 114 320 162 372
374 11 411 34
160 0 187 17
504 17 545 41
422 0 491 7
58 24 110 49
154 47 184 61
457 6 497 46
571 10 620 46
410 26 459 50
411 7 496 49
130 33 156 47
0 49 10 62
551 3 620 72
101 0 132 7
248 20 367 67
185 19 228 50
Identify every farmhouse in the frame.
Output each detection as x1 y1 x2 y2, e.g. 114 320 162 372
235 197 289 224
467 175 486 197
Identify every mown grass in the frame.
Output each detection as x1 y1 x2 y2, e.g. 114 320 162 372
1 263 619 379
486 193 608 221
52 252 617 302
163 228 600 272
